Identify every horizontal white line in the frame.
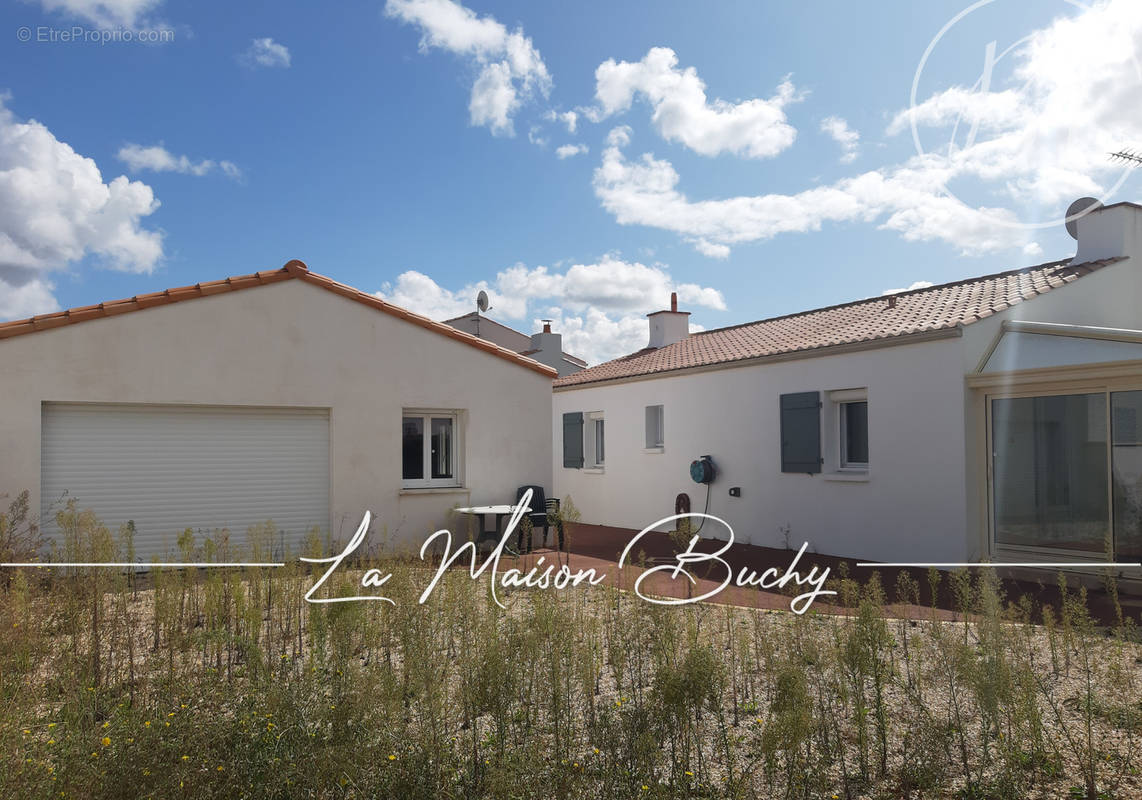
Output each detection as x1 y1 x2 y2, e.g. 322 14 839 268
0 562 286 568
856 562 1142 568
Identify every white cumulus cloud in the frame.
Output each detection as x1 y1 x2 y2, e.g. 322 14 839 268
39 0 163 28
385 0 551 136
882 280 935 295
0 276 59 321
545 109 578 133
820 116 859 163
593 2 1142 259
0 96 163 320
593 129 1030 258
375 255 726 364
535 307 657 364
590 47 800 159
117 143 240 179
555 143 588 159
241 38 291 69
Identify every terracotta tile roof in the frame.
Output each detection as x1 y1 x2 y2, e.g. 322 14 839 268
554 256 1125 388
0 260 558 378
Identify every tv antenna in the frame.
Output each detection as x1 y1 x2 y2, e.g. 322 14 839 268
1110 150 1142 166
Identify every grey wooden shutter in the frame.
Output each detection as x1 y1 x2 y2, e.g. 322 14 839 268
563 412 584 468
780 392 821 474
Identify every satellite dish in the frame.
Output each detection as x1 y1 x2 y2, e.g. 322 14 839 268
476 290 489 313
1065 197 1102 240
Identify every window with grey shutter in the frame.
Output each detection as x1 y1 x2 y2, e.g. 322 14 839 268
780 391 821 474
563 412 584 468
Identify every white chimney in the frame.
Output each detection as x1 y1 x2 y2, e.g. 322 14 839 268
647 292 690 349
528 319 568 374
529 321 562 356
1074 202 1142 264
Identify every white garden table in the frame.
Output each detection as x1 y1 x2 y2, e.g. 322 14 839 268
453 503 531 555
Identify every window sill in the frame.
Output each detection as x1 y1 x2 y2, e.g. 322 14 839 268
400 486 469 495
824 470 870 482
643 446 664 454
583 467 606 475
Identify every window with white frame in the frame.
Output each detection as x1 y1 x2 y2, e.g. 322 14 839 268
585 412 605 469
645 404 664 450
402 411 460 488
831 389 869 470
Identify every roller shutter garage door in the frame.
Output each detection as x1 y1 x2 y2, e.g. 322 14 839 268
41 403 330 562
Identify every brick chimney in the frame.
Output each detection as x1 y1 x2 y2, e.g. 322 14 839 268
647 291 691 348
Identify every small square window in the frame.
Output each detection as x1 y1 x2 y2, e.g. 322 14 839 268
645 405 664 449
840 400 869 468
403 411 460 487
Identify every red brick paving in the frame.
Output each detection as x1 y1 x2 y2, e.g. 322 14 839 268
509 522 1142 625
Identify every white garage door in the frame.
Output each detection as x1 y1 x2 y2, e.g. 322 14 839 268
41 403 330 562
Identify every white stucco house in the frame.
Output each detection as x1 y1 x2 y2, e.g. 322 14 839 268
553 202 1142 577
0 260 555 561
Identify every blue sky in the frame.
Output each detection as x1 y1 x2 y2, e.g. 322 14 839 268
2 0 1140 362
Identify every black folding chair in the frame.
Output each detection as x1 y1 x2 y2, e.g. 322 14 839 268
515 485 565 552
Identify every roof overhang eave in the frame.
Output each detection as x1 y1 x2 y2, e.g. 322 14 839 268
553 325 963 392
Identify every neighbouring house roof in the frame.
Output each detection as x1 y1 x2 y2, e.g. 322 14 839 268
0 260 558 378
518 348 588 368
443 311 531 351
553 256 1126 389
444 311 588 366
